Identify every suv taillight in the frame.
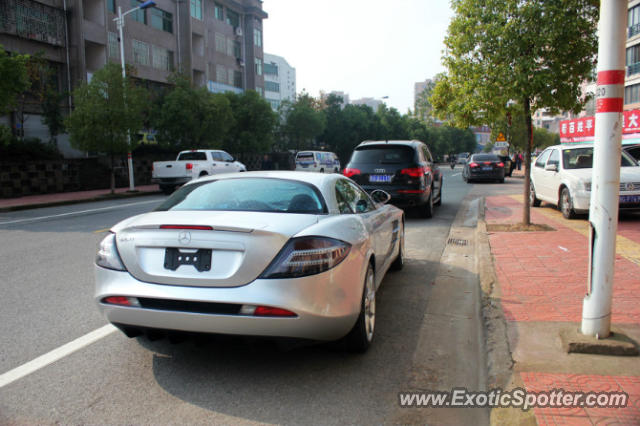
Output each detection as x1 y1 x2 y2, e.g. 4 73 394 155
343 168 361 178
400 167 425 178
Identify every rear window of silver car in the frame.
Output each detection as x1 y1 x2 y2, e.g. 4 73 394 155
156 178 327 214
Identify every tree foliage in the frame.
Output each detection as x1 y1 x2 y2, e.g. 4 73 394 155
433 0 599 224
223 90 277 155
0 46 29 115
153 74 233 151
281 92 326 151
65 62 149 192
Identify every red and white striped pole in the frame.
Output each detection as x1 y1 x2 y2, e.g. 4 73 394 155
581 0 626 338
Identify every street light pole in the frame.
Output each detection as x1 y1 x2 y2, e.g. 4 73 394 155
114 1 156 192
581 0 626 338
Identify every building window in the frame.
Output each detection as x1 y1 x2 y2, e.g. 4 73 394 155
214 3 224 20
253 28 262 47
227 68 235 85
215 33 226 53
268 99 280 110
108 32 119 58
132 39 150 66
226 9 239 27
265 81 280 92
255 57 262 76
630 5 640 37
264 62 278 76
108 0 115 13
130 0 146 24
190 0 202 20
627 45 640 76
152 45 173 71
233 70 242 88
151 8 173 33
226 38 234 56
216 64 226 83
625 83 640 105
256 87 263 97
233 40 241 58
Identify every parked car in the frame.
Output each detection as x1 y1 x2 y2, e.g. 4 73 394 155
497 155 515 177
529 143 640 219
95 171 404 352
624 143 640 162
457 152 470 164
152 150 246 194
342 140 443 218
462 154 506 183
295 151 340 173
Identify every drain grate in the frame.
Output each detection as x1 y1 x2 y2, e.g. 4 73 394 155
447 238 469 246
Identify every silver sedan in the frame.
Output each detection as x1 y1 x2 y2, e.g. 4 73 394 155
95 171 405 352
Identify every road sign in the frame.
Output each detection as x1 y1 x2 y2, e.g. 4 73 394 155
496 132 506 142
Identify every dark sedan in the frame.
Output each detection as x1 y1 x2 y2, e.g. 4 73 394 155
463 154 505 183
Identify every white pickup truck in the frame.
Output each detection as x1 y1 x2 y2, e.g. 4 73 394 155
152 149 246 194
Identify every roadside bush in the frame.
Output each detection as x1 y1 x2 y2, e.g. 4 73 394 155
0 137 63 161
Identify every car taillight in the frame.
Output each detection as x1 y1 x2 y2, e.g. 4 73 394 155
254 306 297 317
96 233 127 271
260 236 351 279
102 296 140 307
401 167 425 178
498 162 504 168
343 168 361 178
186 163 193 170
484 161 491 165
469 162 479 168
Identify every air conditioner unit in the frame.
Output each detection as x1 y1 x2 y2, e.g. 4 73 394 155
235 27 243 37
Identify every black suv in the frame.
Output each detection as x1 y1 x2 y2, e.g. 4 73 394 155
343 140 442 218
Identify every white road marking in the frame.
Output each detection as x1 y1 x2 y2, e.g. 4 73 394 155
0 199 160 225
558 246 569 252
452 173 461 177
0 324 116 388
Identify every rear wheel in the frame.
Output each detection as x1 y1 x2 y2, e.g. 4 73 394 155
434 182 442 206
345 263 376 352
560 187 576 219
390 222 405 271
319 168 324 173
421 191 433 218
529 182 541 207
160 185 175 195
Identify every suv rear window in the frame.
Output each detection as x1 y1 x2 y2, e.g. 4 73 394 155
178 152 207 161
471 154 499 162
350 145 415 164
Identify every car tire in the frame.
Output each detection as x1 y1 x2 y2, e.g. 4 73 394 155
199 171 208 177
434 185 442 206
499 178 505 183
560 187 576 219
345 263 376 353
421 191 433 218
390 223 405 271
530 182 541 207
160 185 175 195
320 168 324 173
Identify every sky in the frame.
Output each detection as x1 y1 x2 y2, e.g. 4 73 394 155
262 0 454 114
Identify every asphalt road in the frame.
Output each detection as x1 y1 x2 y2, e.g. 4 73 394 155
0 167 518 424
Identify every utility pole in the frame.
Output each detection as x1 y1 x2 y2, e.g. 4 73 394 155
581 0 626 338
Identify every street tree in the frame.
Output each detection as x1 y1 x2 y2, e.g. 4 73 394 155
0 46 29 116
282 92 326 151
153 74 233 151
432 0 599 225
65 62 149 193
223 90 277 155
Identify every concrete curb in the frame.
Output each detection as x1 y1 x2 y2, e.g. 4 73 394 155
0 190 162 213
475 197 536 425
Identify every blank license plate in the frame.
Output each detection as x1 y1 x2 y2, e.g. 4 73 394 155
620 195 640 204
482 167 492 171
369 175 392 183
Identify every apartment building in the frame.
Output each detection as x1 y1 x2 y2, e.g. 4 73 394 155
626 0 640 109
0 0 267 154
263 52 295 110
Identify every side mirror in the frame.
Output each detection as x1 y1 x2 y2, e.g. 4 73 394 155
356 199 369 213
370 189 391 205
545 163 558 172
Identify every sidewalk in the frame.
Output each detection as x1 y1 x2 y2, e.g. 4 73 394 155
0 184 161 212
483 195 640 424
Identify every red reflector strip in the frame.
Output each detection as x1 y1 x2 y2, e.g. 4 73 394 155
596 98 623 113
104 296 132 306
597 70 625 85
160 225 214 230
398 189 426 194
254 306 297 317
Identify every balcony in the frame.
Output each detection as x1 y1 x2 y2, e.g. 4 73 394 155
629 23 640 38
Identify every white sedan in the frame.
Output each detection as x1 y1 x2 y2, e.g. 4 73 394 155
95 171 404 352
530 143 640 219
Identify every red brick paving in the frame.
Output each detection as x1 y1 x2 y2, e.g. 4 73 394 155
520 372 640 425
619 220 640 246
486 196 640 324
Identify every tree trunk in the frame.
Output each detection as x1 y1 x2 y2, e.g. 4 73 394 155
522 97 533 226
110 154 115 194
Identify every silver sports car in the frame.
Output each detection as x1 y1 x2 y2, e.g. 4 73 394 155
95 171 404 351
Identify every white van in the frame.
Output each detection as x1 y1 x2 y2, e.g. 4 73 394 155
295 151 340 173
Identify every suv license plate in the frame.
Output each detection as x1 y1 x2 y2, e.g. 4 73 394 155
482 166 492 171
369 175 392 183
620 195 640 204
